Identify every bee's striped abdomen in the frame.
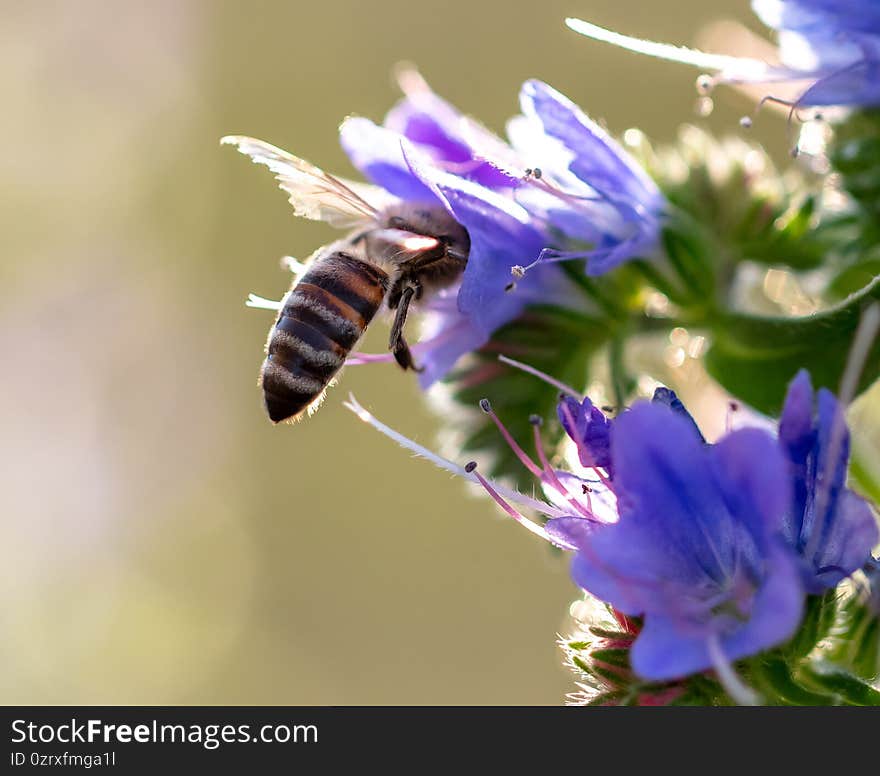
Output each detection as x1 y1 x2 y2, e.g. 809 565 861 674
261 251 389 423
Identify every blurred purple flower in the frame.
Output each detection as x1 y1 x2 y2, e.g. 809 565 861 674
340 75 665 385
777 370 879 593
567 2 880 107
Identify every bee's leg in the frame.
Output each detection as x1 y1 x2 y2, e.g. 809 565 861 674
394 250 467 295
388 283 423 372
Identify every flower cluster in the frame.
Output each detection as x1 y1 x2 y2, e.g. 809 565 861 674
568 1 880 108
340 74 666 384
347 368 878 702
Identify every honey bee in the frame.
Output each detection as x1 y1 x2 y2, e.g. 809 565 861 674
222 136 470 423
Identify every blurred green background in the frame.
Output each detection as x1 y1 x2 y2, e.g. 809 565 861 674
3 0 777 704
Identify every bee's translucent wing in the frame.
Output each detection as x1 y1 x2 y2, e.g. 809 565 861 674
221 135 380 228
340 177 400 214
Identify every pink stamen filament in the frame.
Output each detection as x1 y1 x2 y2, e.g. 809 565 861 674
343 394 567 519
470 468 572 548
532 423 595 520
482 403 544 478
527 173 612 212
346 351 398 365
592 467 614 492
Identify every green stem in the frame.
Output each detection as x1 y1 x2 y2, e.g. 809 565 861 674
629 259 692 307
609 336 632 410
559 261 625 320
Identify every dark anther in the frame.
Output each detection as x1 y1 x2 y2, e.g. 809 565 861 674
582 484 592 494
601 405 615 413
465 461 478 473
504 282 516 292
479 398 492 413
529 414 543 427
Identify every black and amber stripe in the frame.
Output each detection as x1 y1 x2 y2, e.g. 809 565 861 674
261 251 389 423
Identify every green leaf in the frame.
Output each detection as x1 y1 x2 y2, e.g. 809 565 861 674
660 674 729 706
585 690 628 706
847 613 880 681
828 597 880 681
661 218 716 300
783 592 838 660
587 627 633 641
799 661 880 705
573 657 623 687
831 109 880 214
654 128 825 274
705 276 880 414
589 647 630 669
828 258 880 300
736 197 828 271
850 444 880 509
747 655 836 705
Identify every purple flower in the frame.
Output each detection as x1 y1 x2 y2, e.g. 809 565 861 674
649 386 706 443
777 370 879 593
550 401 804 681
347 384 805 685
558 387 701 477
567 2 880 108
558 395 613 473
509 81 666 275
340 75 665 385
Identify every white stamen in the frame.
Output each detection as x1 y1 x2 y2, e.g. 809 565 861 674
343 393 568 520
565 17 769 76
838 302 880 408
707 634 760 706
498 355 581 399
804 302 880 563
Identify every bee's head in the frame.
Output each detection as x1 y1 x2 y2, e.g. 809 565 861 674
380 203 470 260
